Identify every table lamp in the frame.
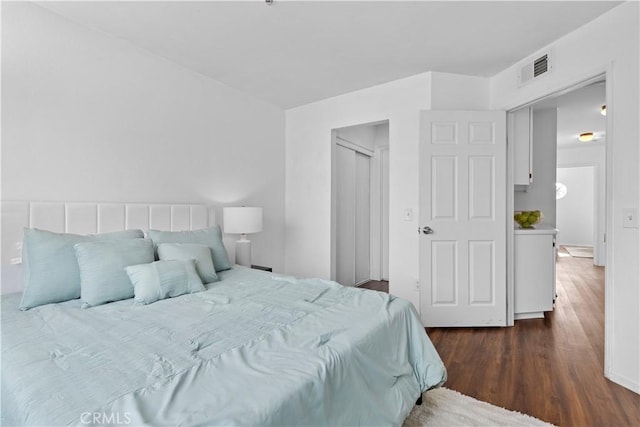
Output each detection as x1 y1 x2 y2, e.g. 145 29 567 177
223 207 263 267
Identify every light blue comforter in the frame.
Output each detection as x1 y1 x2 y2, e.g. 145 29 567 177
1 267 446 426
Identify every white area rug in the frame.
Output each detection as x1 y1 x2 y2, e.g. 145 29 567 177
563 245 594 258
403 388 555 427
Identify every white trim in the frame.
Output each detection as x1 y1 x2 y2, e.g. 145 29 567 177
506 112 516 326
607 371 640 394
335 135 374 157
497 65 609 112
330 130 338 281
603 64 614 383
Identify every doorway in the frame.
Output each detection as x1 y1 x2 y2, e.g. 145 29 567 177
508 76 609 378
557 165 597 258
554 81 607 266
331 121 389 287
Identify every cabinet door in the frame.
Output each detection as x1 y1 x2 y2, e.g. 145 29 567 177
512 107 533 186
514 234 554 315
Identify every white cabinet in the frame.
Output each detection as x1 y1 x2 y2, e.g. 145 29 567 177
511 107 533 186
514 227 557 320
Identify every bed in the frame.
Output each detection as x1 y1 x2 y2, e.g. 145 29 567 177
0 202 447 426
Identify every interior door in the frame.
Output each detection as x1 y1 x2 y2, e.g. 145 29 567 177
419 110 507 326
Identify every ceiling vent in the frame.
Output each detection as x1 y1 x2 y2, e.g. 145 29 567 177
518 53 552 86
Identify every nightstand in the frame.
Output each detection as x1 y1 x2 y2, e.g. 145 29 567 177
251 265 272 272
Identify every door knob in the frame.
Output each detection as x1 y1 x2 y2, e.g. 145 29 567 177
420 226 434 235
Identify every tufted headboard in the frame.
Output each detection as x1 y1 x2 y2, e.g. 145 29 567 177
1 201 218 294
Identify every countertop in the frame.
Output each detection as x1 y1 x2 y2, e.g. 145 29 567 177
514 225 558 235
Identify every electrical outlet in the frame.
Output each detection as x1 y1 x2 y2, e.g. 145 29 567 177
623 208 639 228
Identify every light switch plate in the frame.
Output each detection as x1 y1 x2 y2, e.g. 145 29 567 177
403 208 413 221
623 208 639 228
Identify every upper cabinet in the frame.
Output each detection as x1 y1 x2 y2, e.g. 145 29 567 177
511 107 533 187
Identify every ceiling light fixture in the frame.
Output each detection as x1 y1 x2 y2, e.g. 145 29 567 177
601 105 607 116
578 132 595 142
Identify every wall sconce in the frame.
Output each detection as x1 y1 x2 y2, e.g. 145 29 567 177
600 105 607 116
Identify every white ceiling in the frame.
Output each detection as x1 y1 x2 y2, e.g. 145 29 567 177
38 1 621 109
534 81 606 147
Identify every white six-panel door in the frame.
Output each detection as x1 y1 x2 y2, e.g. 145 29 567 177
419 111 507 326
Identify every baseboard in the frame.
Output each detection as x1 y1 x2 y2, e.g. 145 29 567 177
607 371 640 394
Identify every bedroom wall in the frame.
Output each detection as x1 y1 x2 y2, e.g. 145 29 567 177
429 72 490 110
286 73 431 308
285 71 490 311
491 1 639 393
1 2 286 272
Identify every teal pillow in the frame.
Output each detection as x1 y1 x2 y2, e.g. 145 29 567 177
125 259 205 305
75 239 154 308
147 226 230 272
157 243 219 284
20 228 144 310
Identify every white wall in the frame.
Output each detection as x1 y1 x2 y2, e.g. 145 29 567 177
286 73 432 307
557 166 595 247
335 125 378 151
1 2 286 272
514 108 557 226
491 1 639 393
557 143 606 265
430 72 490 109
285 71 490 310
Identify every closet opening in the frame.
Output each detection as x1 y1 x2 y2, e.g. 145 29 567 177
330 120 389 287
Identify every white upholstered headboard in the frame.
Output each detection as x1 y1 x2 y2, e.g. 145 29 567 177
1 201 218 294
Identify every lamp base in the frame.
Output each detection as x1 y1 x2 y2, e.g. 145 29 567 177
235 239 252 267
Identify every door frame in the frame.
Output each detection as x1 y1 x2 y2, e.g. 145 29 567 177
504 66 613 379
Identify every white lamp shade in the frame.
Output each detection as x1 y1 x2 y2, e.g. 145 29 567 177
223 207 263 234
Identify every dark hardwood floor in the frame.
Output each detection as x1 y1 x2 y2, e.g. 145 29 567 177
357 280 388 293
360 250 640 426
